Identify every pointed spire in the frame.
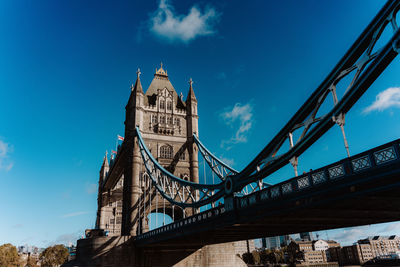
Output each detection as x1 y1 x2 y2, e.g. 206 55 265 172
131 68 144 93
102 150 109 168
187 77 197 102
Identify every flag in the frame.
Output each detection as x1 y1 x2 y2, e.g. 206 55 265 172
111 150 117 154
117 135 124 141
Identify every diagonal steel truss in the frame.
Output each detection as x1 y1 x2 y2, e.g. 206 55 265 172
136 0 400 209
231 0 400 192
136 127 224 208
193 134 238 181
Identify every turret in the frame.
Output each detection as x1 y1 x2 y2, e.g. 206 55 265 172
96 151 109 229
186 78 199 185
99 151 109 184
124 68 144 138
186 78 198 134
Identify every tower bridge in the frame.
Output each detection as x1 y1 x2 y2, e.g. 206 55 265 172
76 1 400 266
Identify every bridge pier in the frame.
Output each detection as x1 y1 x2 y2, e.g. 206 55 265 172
121 137 143 236
75 236 248 267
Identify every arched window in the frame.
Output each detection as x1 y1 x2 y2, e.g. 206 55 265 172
167 116 173 125
159 99 165 109
174 117 181 126
160 145 173 159
167 101 172 111
151 114 158 124
160 116 165 124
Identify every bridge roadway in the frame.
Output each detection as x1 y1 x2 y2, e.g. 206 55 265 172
135 138 400 248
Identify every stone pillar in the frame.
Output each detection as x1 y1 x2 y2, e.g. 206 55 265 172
99 198 107 229
189 140 199 184
122 137 142 236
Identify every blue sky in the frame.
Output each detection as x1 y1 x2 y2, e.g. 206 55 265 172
1 0 400 247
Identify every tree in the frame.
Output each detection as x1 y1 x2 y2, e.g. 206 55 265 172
40 245 69 267
242 252 254 264
0 243 20 267
252 250 261 265
287 248 304 267
26 255 38 267
274 249 285 263
259 249 269 264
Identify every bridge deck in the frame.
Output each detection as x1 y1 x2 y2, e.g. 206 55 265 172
135 138 400 248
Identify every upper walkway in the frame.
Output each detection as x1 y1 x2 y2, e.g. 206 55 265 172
135 138 400 248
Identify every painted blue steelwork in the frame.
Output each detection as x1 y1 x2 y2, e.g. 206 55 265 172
130 0 400 210
136 137 400 243
193 134 238 181
136 127 224 208
230 0 400 192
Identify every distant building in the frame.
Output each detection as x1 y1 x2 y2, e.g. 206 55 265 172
313 240 340 261
262 235 289 249
358 235 400 257
327 235 400 265
18 245 43 255
288 239 340 264
300 232 313 241
328 243 374 265
17 245 43 266
289 240 324 263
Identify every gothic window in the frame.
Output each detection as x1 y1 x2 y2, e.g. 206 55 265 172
109 202 113 207
151 114 158 124
180 151 185 160
174 117 181 126
167 116 173 125
159 99 165 109
160 116 165 124
110 218 115 224
160 145 173 159
116 216 122 224
167 101 172 111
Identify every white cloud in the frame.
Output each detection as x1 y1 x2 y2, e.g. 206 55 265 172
220 102 254 149
331 226 368 244
0 140 13 171
149 0 220 43
363 87 400 113
219 156 235 167
61 211 89 218
323 222 400 246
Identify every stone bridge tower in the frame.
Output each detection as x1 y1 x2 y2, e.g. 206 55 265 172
86 64 249 267
95 64 199 236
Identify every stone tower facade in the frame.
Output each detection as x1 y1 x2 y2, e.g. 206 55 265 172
83 64 249 267
96 64 199 236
